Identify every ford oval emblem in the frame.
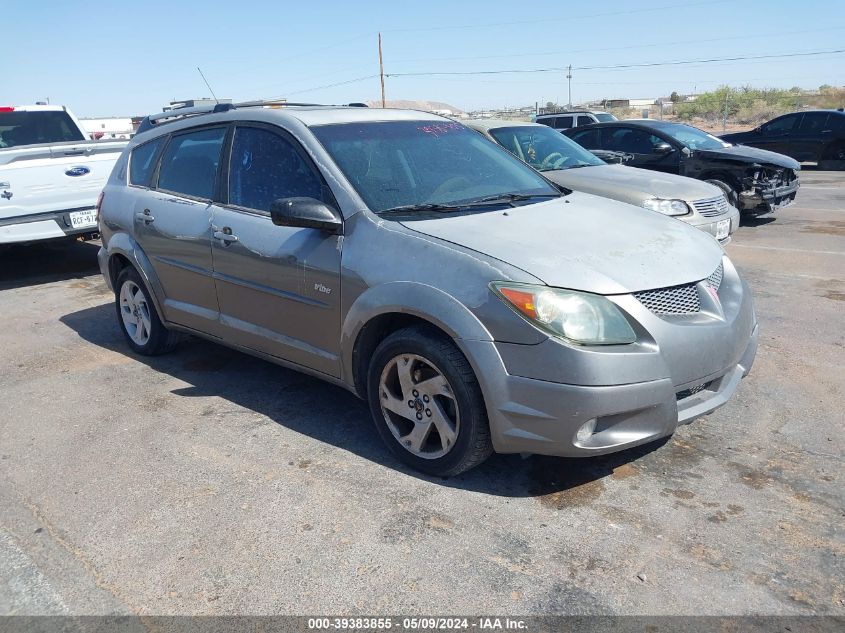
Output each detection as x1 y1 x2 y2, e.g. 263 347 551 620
65 166 90 177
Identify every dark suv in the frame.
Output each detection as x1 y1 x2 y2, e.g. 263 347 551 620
721 109 845 168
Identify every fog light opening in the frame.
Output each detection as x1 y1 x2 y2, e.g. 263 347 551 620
576 418 597 443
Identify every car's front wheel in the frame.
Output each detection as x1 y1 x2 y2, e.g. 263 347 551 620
367 326 493 477
114 266 179 356
705 178 739 208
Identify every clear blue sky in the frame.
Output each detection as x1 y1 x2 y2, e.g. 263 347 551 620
4 0 844 116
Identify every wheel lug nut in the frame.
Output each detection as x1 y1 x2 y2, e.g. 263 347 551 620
408 400 415 408
423 395 429 403
416 412 423 420
412 389 419 397
425 409 431 417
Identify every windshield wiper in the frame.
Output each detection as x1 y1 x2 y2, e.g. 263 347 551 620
379 202 464 215
468 192 561 205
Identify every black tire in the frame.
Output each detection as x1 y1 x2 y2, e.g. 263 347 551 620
367 325 493 477
114 266 179 356
819 143 845 170
705 178 740 208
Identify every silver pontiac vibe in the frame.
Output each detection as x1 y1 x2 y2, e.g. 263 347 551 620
97 104 758 477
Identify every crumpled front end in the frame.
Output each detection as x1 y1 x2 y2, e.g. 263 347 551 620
740 165 800 214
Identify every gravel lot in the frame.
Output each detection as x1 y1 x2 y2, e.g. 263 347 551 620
1 170 843 616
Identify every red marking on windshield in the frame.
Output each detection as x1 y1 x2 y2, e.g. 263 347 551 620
417 123 462 138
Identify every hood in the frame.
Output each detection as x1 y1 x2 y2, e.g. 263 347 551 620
695 144 800 170
544 164 721 203
399 192 723 295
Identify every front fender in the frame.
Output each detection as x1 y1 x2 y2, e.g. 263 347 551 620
340 281 494 385
102 232 167 323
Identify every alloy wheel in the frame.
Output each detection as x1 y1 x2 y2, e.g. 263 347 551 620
119 280 152 346
378 353 460 459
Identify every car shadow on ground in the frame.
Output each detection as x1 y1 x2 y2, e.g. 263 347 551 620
739 215 777 229
0 239 100 291
60 301 666 500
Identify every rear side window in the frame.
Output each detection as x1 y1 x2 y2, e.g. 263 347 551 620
129 138 165 187
228 127 325 212
537 117 555 128
798 112 829 132
576 116 593 126
157 127 226 200
570 128 599 148
553 116 574 129
0 110 85 148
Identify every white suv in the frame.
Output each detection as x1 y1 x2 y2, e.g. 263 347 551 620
535 111 617 131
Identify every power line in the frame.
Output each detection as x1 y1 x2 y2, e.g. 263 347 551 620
278 74 380 97
383 0 728 33
387 26 845 65
384 48 845 78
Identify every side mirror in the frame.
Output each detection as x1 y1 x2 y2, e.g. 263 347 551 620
653 142 675 155
270 197 342 234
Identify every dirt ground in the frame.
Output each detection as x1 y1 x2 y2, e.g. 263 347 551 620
0 170 843 616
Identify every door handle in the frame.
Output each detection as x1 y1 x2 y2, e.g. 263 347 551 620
213 228 239 244
134 209 155 224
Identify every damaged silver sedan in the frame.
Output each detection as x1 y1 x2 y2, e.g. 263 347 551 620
98 105 758 476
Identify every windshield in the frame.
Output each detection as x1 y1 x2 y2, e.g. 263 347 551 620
659 123 730 150
311 121 559 213
0 110 85 148
489 125 604 171
594 113 617 122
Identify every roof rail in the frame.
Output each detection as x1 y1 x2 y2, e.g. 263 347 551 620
136 100 368 135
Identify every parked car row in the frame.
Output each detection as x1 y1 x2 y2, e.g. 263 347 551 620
94 102 759 476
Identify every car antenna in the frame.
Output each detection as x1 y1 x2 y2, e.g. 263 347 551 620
196 67 219 104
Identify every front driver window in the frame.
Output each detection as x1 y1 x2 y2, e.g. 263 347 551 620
763 115 799 134
604 128 664 154
228 127 324 212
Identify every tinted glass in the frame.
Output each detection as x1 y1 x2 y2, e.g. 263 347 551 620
569 129 600 148
764 115 800 133
604 128 666 154
157 127 226 199
312 120 558 213
0 110 85 148
489 125 604 171
798 112 829 132
553 116 574 129
129 138 165 187
537 117 555 128
655 123 729 150
594 113 617 122
229 127 324 212
576 116 593 126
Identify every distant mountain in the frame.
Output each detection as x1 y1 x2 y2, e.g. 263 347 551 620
364 99 465 115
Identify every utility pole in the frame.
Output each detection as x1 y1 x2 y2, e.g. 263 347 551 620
378 33 386 108
722 89 730 133
566 65 572 109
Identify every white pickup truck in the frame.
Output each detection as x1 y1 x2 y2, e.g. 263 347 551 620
0 104 128 244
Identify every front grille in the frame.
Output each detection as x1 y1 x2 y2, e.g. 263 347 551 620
634 261 724 315
692 195 730 217
706 262 724 291
634 283 700 315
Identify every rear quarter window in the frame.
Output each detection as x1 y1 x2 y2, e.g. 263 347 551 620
0 110 85 148
129 137 165 187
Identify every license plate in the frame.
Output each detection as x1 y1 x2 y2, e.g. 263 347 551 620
716 218 730 240
69 209 97 229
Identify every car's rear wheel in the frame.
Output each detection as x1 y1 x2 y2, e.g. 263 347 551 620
114 267 179 356
705 178 739 208
819 142 845 170
367 326 493 477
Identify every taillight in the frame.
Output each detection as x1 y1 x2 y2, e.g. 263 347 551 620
95 192 104 224
0 106 15 113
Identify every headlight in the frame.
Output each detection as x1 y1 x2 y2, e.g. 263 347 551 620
491 282 636 345
642 198 690 216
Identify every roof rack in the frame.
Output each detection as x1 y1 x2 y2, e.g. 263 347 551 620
137 100 369 134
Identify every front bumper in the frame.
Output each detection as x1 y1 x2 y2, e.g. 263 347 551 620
462 258 758 457
685 205 741 244
464 324 757 457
